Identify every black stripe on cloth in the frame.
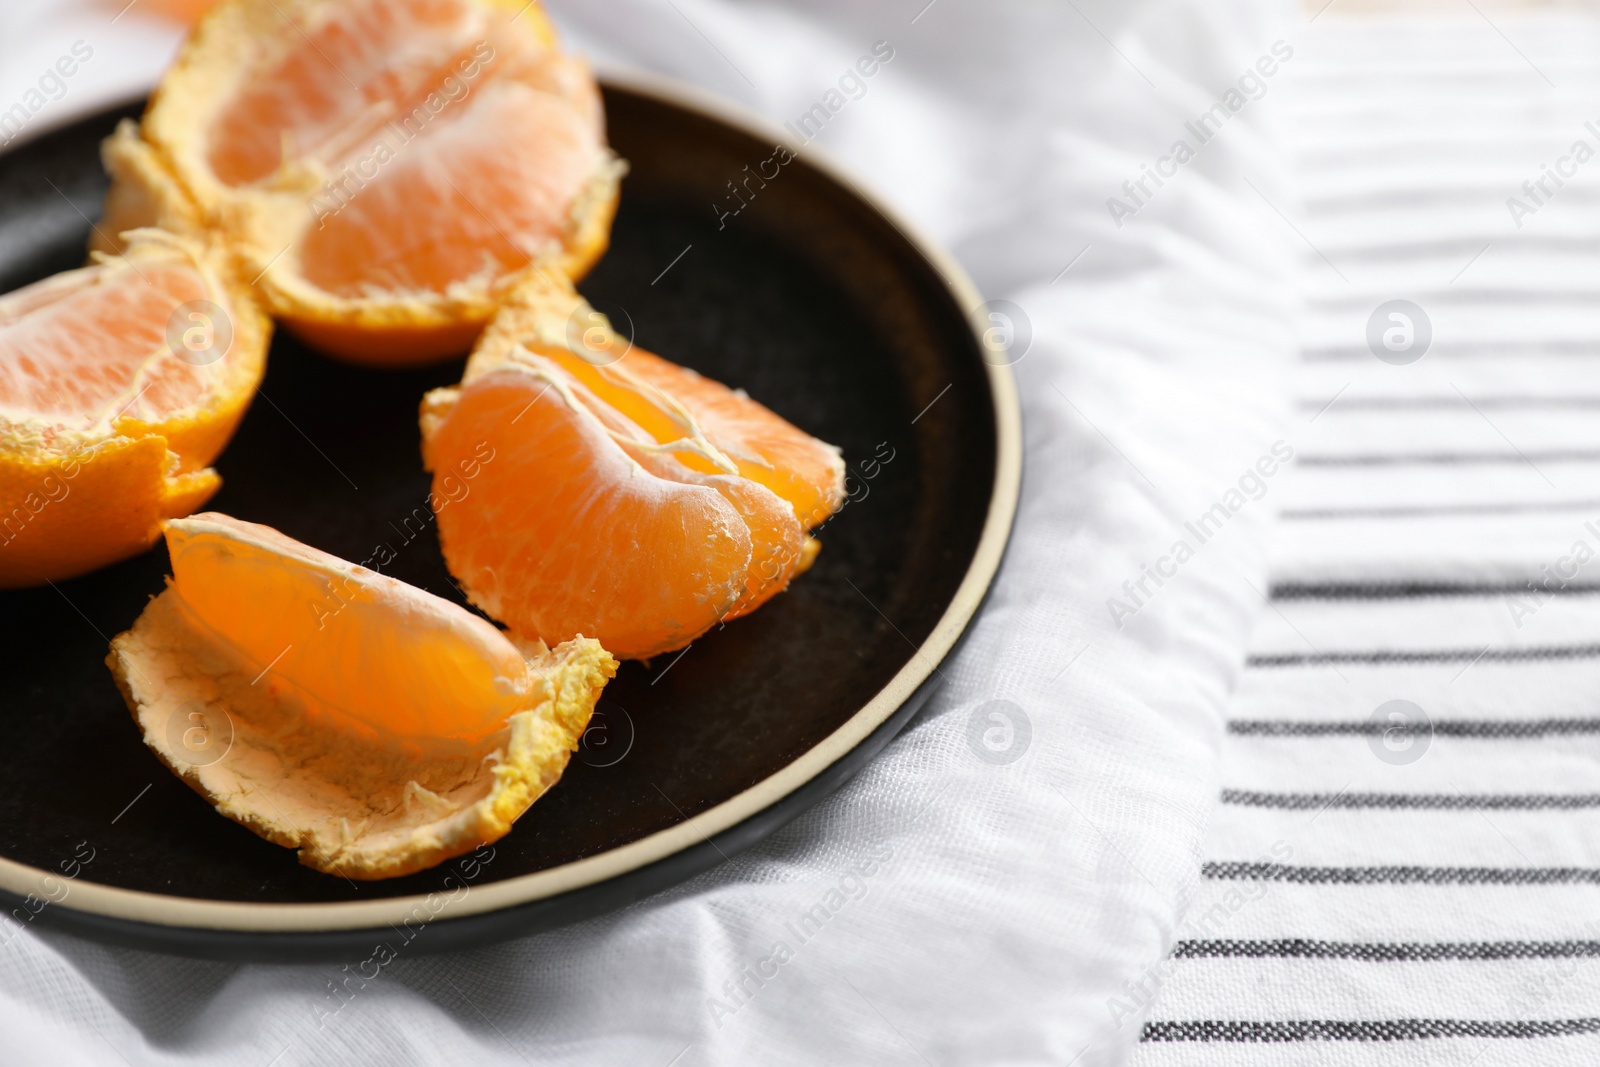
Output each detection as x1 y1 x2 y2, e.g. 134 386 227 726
1297 450 1600 466
1270 581 1600 600
1171 939 1600 961
1283 500 1600 520
1229 718 1600 738
1220 789 1600 810
1203 863 1600 885
1247 645 1600 667
1141 1018 1600 1043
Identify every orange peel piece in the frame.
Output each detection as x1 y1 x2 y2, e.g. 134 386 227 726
107 512 617 879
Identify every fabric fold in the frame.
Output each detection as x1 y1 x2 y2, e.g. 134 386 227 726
0 1 1299 1063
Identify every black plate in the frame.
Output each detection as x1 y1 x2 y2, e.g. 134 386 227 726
0 74 1018 960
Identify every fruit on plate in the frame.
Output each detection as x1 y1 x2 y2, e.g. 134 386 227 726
419 271 846 660
95 0 622 365
0 228 268 588
107 512 617 879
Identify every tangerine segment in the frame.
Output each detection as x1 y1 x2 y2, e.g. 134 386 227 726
420 360 753 660
624 446 805 621
426 271 845 653
111 0 620 364
559 363 806 619
0 230 268 588
544 360 808 622
464 271 846 530
108 512 617 880
621 350 845 530
165 513 532 741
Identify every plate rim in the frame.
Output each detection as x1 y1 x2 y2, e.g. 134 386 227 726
0 67 1022 935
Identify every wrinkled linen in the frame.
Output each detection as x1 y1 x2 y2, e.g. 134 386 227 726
0 1 1296 1063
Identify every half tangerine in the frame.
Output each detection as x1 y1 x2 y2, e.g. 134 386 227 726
97 0 622 365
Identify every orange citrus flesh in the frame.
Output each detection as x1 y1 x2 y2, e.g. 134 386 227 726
0 262 210 429
607 349 846 530
98 0 621 365
0 229 268 587
421 361 753 659
626 448 806 621
549 363 804 619
108 512 617 879
164 513 534 742
471 275 846 529
420 271 846 658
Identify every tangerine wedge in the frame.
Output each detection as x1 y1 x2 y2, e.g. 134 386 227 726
107 512 617 879
0 229 268 587
96 0 622 365
419 272 845 659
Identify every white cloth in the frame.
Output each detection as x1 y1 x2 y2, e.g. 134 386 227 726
0 1 1299 1063
0 3 182 150
1132 11 1600 1066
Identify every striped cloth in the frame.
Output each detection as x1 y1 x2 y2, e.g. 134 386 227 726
1130 10 1600 1066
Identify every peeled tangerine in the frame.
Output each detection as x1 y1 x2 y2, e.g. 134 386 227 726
96 0 622 365
420 272 846 660
107 513 616 879
0 229 268 587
